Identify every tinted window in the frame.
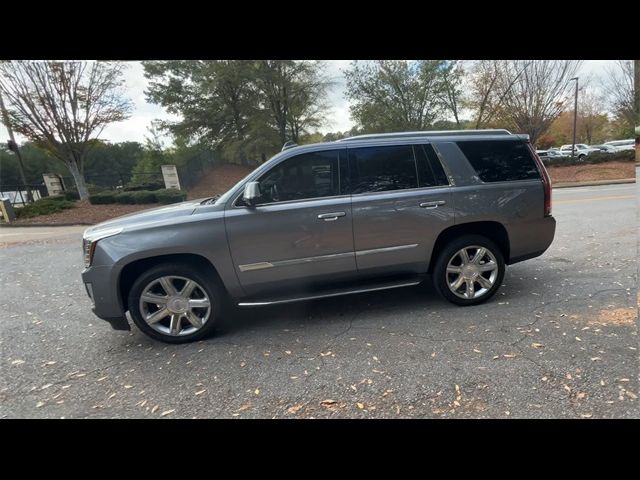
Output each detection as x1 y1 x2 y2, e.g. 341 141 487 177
255 150 341 204
414 144 449 187
457 140 540 183
348 145 418 194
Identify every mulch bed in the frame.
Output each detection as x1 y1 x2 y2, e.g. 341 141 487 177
12 200 158 225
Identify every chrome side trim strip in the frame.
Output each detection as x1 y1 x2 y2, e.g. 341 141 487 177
238 251 354 272
355 243 418 257
237 280 421 306
238 262 274 272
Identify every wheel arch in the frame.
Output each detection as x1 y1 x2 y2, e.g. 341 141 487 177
118 253 226 315
428 221 510 273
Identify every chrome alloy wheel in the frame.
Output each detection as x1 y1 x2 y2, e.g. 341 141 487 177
445 246 499 300
139 276 211 336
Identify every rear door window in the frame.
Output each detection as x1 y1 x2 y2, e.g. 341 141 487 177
457 140 540 183
414 144 449 187
348 145 418 194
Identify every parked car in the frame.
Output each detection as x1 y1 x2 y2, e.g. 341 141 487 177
590 144 618 153
82 129 556 343
558 144 599 159
604 139 635 151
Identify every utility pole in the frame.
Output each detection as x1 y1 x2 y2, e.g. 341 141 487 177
0 89 33 202
569 77 579 159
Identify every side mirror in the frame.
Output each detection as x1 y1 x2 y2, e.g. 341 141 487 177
242 181 261 206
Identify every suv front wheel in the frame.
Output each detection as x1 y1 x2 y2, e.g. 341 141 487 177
433 235 505 306
127 263 222 343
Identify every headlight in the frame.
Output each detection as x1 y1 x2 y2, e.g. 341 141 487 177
82 227 123 267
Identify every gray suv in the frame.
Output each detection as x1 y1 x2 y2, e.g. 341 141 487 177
82 129 556 343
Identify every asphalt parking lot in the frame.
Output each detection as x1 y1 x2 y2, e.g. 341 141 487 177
0 181 637 419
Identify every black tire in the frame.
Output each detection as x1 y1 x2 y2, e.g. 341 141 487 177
578 154 586 162
127 262 222 344
433 234 505 306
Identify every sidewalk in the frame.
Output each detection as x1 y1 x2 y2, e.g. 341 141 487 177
553 178 635 189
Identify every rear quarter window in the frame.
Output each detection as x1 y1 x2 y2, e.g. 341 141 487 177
457 140 540 183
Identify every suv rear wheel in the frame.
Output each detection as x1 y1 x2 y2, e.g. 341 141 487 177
433 235 505 306
127 263 222 343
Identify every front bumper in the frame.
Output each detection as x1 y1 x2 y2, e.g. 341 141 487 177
82 265 131 331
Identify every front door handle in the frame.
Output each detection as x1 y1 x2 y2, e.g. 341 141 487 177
420 200 446 209
318 211 346 221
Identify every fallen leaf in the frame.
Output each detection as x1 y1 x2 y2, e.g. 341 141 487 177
11 359 25 365
108 393 116 399
531 343 544 349
140 400 147 407
240 362 246 368
41 384 53 390
285 351 291 355
473 349 482 353
237 404 252 412
124 385 133 389
563 385 571 393
576 392 587 400
590 357 601 361
575 337 582 342
96 376 108 382
195 389 206 396
36 401 44 408
151 405 159 413
160 409 175 416
320 351 332 357
372 356 379 362
44 361 57 366
287 404 303 414
321 399 337 406
492 355 500 360
503 354 517 358
356 402 365 410
254 388 260 395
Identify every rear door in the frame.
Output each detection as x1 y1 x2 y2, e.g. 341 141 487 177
347 143 454 276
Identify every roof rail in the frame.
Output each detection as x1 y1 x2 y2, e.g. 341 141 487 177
282 141 298 151
337 129 513 142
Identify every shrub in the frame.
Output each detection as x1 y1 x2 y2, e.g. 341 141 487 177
123 180 164 192
89 192 117 204
155 188 188 204
115 192 135 204
130 191 157 204
16 198 75 219
542 149 635 167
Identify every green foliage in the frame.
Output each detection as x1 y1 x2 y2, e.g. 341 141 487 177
88 192 117 204
15 198 75 218
123 180 164 192
142 60 330 164
154 188 187 204
130 191 157 204
344 60 451 133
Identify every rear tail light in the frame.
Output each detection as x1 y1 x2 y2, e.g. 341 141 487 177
528 144 552 216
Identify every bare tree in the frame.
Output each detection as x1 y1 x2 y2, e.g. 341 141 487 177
496 60 582 145
0 61 132 199
466 60 532 129
602 60 635 135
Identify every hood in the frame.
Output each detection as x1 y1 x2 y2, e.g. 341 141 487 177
85 198 206 236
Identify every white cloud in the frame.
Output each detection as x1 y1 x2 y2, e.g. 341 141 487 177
0 59 619 144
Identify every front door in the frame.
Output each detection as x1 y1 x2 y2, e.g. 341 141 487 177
347 143 454 276
225 148 356 298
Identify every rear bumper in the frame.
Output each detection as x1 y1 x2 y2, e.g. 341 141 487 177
508 215 556 264
82 265 130 331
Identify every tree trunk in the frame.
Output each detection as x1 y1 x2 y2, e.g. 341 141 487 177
67 159 89 200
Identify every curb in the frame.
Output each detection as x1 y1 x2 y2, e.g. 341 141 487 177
553 178 635 189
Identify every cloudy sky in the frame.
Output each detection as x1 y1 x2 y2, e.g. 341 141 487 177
0 60 617 144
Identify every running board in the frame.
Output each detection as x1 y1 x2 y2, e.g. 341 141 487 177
237 278 422 307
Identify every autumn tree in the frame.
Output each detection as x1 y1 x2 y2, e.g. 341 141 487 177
0 61 132 199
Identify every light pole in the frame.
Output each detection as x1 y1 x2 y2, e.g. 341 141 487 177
569 76 578 159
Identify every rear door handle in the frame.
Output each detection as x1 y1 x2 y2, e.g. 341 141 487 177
420 200 446 209
318 211 346 221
